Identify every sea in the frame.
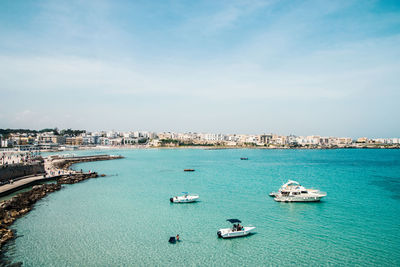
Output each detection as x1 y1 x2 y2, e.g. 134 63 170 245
3 148 400 266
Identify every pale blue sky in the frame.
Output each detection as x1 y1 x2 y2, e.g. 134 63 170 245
0 0 399 137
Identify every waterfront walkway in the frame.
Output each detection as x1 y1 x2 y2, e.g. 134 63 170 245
0 174 49 197
0 157 76 197
0 154 122 197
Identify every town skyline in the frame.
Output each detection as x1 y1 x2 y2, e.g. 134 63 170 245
0 127 399 140
1 128 399 150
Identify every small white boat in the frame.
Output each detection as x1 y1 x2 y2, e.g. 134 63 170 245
272 180 327 202
217 219 256 239
170 192 199 203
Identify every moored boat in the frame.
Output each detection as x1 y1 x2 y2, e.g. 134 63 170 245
184 169 195 172
217 219 255 239
272 180 326 202
170 192 199 203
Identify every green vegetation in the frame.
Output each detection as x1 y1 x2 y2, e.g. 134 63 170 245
243 142 257 147
159 139 217 147
0 128 85 138
178 142 215 146
60 129 86 136
159 139 179 145
138 138 148 144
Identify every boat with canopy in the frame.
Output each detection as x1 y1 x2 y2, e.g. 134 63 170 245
217 219 256 238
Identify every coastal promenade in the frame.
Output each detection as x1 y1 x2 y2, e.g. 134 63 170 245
0 175 49 197
0 156 55 197
0 154 123 197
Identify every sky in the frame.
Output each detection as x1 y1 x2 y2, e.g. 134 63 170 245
0 0 399 138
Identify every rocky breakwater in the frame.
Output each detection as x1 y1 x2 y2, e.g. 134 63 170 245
0 183 61 247
57 172 99 184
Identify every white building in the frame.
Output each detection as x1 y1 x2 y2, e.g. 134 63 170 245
98 137 110 146
106 131 118 138
1 139 12 147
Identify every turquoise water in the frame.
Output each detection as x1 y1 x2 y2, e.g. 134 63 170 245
4 149 400 266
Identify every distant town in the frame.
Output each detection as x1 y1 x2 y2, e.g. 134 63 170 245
0 128 399 151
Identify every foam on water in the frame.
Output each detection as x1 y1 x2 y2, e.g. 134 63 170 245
5 149 400 266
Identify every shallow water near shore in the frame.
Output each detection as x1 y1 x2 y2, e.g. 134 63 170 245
4 149 400 266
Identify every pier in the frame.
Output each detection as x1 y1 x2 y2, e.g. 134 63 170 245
51 154 123 170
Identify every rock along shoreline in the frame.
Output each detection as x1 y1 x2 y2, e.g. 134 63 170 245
0 154 123 252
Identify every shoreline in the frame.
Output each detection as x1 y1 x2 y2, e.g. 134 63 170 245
34 145 400 153
0 154 123 254
3 144 398 155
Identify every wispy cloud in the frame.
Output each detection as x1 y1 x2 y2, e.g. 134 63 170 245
0 0 399 136
185 0 273 34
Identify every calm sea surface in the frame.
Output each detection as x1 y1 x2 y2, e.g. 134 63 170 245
4 149 400 266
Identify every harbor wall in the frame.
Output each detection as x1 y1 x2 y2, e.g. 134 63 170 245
0 163 45 182
52 155 123 169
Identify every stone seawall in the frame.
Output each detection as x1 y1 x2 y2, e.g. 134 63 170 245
0 163 45 183
52 155 123 170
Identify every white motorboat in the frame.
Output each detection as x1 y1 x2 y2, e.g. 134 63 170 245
217 219 256 239
272 180 327 202
170 192 199 203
